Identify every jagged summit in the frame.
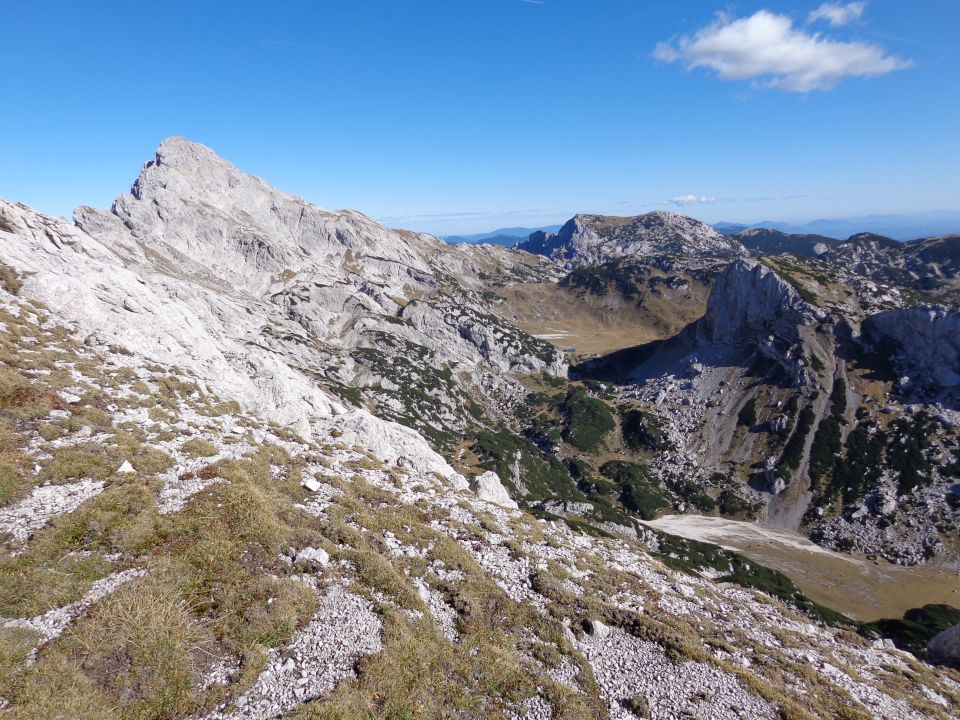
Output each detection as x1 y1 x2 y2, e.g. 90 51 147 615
73 137 445 291
1 139 567 451
517 210 747 267
0 138 959 718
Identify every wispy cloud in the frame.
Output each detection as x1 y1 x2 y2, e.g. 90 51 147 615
809 2 866 27
670 195 717 206
654 9 911 92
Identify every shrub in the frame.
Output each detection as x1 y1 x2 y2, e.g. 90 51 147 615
807 416 842 488
859 603 960 659
559 387 614 452
670 479 716 512
600 461 669 520
778 404 816 472
717 490 761 520
472 430 578 501
828 423 886 504
624 693 650 718
620 409 671 452
887 412 933 495
737 397 758 428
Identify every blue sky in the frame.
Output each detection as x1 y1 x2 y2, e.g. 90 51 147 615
0 0 957 235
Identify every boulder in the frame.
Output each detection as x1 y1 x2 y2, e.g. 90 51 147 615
583 619 611 639
927 623 960 664
295 546 330 570
473 471 518 509
301 477 322 493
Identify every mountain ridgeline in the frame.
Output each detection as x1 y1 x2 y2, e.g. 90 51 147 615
0 138 957 719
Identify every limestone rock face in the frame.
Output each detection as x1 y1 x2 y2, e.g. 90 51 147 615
696 260 822 386
473 471 518 509
927 622 960 664
861 306 960 398
0 138 566 468
698 260 814 348
518 212 747 268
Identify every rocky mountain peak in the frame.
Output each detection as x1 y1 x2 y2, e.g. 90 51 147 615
73 137 446 292
517 210 747 267
134 136 240 198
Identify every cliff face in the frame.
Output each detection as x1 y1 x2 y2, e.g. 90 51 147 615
697 259 823 386
519 211 747 267
698 260 814 346
862 305 960 397
0 138 567 451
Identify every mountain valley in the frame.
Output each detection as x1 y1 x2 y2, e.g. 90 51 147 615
0 138 957 719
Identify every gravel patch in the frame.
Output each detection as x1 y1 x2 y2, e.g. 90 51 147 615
579 626 777 720
202 584 383 719
0 479 105 542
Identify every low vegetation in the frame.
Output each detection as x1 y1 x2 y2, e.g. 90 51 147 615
599 461 670 520
558 386 615 452
620 408 671 452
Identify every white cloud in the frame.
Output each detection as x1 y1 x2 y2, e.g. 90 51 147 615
654 9 911 92
809 2 866 27
670 195 717 205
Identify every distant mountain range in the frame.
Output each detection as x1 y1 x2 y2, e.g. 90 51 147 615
444 225 563 246
714 210 960 242
446 212 960 247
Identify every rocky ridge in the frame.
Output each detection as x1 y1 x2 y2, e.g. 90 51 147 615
731 227 840 258
0 254 955 718
518 212 747 268
0 137 958 717
0 138 564 449
827 233 960 303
